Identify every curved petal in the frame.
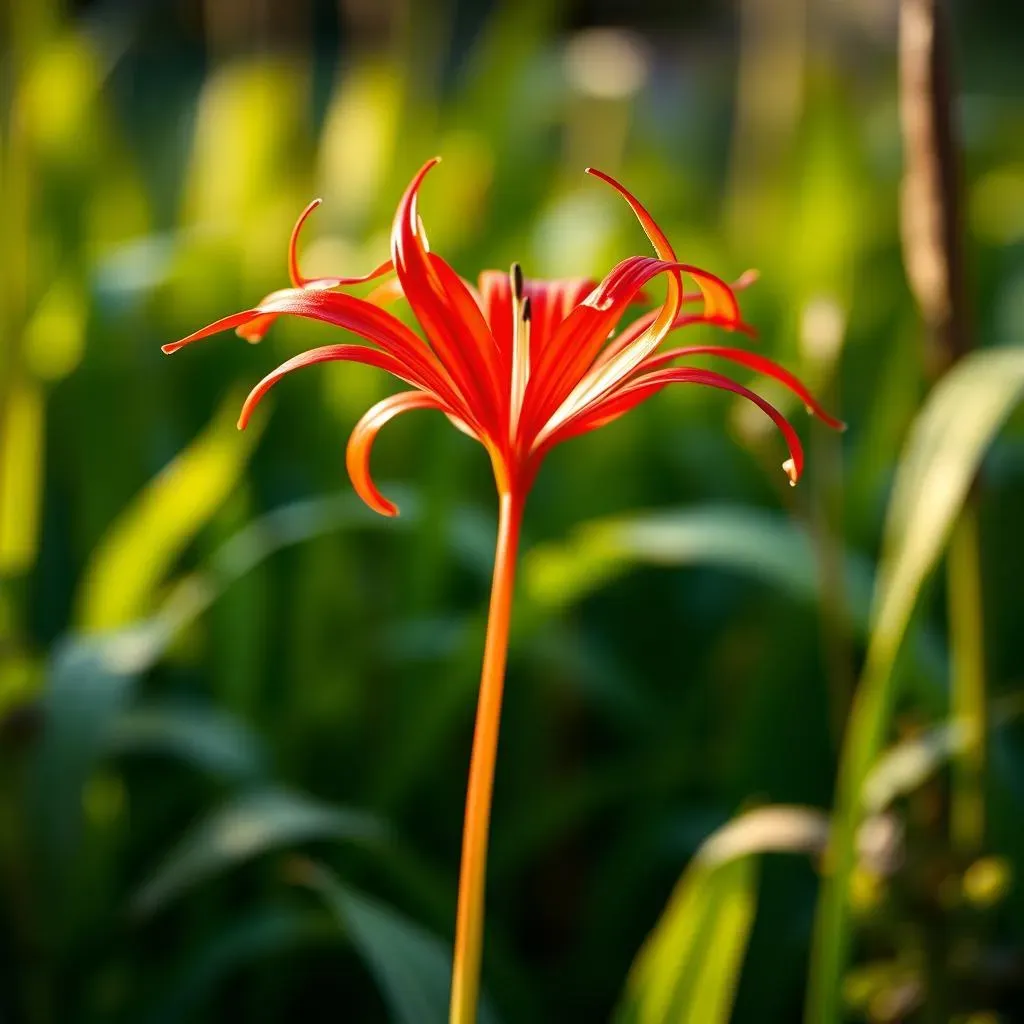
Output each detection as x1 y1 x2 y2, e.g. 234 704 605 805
162 309 267 353
365 276 406 307
556 268 737 427
592 312 758 372
236 344 444 430
287 198 395 290
227 200 397 345
346 391 448 517
538 367 805 486
391 160 505 435
520 256 677 441
638 345 845 429
525 256 733 443
163 288 470 421
523 170 707 441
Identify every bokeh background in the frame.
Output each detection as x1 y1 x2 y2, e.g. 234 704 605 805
3 0 1024 1021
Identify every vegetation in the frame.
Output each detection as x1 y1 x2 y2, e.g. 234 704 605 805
2 1 1023 1021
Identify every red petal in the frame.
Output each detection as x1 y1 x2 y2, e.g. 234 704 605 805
477 269 514 376
477 271 595 384
539 366 805 485
288 197 394 290
391 160 505 435
236 344 447 429
521 257 670 439
162 309 266 353
585 168 677 260
222 200 398 345
365 277 406 307
523 256 716 442
164 288 469 420
523 170 692 440
345 391 447 517
639 345 845 430
592 312 758 373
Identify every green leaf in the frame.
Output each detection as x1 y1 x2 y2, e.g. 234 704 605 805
26 487 425 894
132 788 383 916
106 702 267 781
523 505 873 625
618 855 758 1024
298 861 500 1024
76 391 261 632
619 806 829 1024
807 348 1024 1024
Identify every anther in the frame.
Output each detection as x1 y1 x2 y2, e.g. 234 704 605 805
511 263 524 301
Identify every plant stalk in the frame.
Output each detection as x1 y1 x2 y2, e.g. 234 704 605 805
449 487 524 1024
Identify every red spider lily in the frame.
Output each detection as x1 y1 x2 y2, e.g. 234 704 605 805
164 158 842 1024
164 158 841 511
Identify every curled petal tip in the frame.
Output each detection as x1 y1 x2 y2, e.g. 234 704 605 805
160 342 178 354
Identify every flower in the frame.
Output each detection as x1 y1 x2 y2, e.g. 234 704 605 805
164 158 842 1024
163 158 843 513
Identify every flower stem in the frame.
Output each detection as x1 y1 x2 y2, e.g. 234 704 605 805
450 488 523 1024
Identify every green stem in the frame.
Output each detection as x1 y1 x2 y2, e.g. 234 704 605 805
948 504 986 854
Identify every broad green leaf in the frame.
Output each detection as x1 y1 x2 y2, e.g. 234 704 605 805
107 702 267 781
132 789 383 916
299 861 500 1024
619 806 829 1024
76 392 261 632
808 348 1024 1024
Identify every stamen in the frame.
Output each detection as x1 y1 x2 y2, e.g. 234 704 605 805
783 458 798 486
509 283 531 441
511 262 524 301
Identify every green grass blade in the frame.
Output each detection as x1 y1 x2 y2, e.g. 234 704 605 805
75 391 262 632
132 788 383 917
298 861 501 1024
106 702 267 782
523 504 873 623
618 806 828 1024
807 347 1024 1024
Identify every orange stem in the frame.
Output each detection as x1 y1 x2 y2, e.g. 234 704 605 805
449 487 524 1024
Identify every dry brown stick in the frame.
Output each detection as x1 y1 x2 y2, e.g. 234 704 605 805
899 0 971 370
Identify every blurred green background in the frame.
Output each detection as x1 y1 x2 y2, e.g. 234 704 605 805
3 0 1024 1021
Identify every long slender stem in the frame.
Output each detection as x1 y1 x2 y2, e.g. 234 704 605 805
450 487 524 1024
